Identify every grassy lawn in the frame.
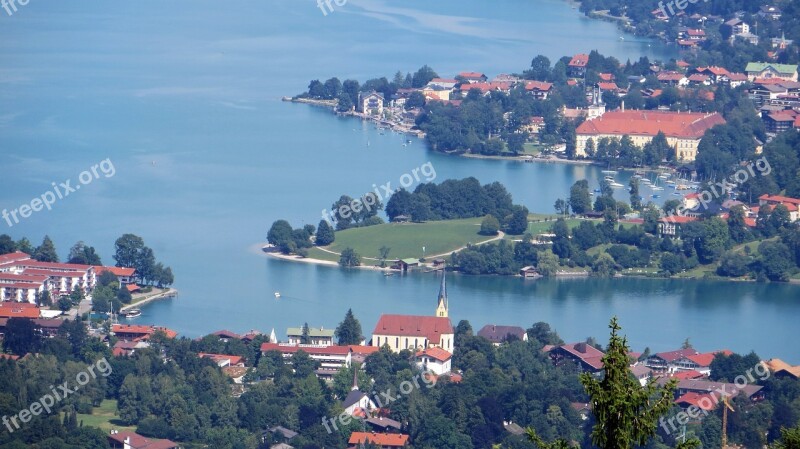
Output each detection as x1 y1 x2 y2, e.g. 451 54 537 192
522 143 546 155
312 218 494 262
75 399 134 432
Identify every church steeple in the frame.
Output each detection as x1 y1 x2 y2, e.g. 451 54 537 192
435 268 448 318
351 363 359 391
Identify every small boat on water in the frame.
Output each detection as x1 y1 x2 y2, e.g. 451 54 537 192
601 170 618 175
383 272 394 277
274 292 281 298
610 182 624 188
122 309 141 319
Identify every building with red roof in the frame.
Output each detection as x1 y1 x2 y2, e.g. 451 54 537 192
575 110 726 161
198 353 245 367
414 346 452 375
108 430 178 449
759 194 800 222
372 271 453 353
112 324 178 341
348 432 409 448
0 302 40 319
524 81 552 99
94 266 136 285
550 342 605 373
458 72 487 83
568 54 589 78
675 391 719 411
260 342 359 375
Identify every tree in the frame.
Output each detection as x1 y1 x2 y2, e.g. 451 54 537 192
58 296 73 312
335 309 362 345
772 424 800 449
569 180 592 214
580 317 692 449
554 199 570 216
536 250 560 277
757 241 794 282
16 237 34 254
411 65 438 88
379 246 391 267
34 235 59 262
267 220 293 247
2 318 42 355
301 323 311 344
67 241 102 265
593 253 617 277
528 55 552 80
0 234 16 254
629 178 641 211
698 217 730 264
316 220 335 246
336 92 354 112
480 215 500 236
506 206 529 235
339 248 361 267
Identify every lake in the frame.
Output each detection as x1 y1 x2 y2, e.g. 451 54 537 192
2 0 797 362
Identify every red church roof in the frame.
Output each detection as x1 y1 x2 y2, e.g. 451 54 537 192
373 315 453 344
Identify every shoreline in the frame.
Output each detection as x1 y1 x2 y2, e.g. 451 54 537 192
285 97 611 168
258 241 798 285
120 288 178 312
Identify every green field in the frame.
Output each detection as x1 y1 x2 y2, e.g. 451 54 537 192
308 218 497 263
74 399 134 432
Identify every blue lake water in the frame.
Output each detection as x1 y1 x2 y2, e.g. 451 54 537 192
2 0 798 362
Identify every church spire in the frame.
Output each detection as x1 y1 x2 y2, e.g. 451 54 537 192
436 267 448 318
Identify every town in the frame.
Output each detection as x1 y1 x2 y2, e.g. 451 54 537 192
1 267 799 448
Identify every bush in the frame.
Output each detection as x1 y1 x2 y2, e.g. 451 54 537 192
479 215 500 236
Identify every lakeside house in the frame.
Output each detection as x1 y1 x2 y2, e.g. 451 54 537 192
546 342 605 374
359 91 385 115
286 326 334 346
0 251 135 303
477 324 528 345
575 109 726 161
372 271 454 353
260 342 379 379
112 324 178 341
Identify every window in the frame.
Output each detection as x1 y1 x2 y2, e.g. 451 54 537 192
395 337 399 348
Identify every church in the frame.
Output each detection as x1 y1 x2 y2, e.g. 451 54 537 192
371 270 454 353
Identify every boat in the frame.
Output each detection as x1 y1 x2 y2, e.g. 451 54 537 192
651 186 665 191
610 182 624 188
651 194 661 198
665 180 676 185
122 309 141 319
274 292 281 298
601 170 618 175
659 173 671 179
383 272 394 277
